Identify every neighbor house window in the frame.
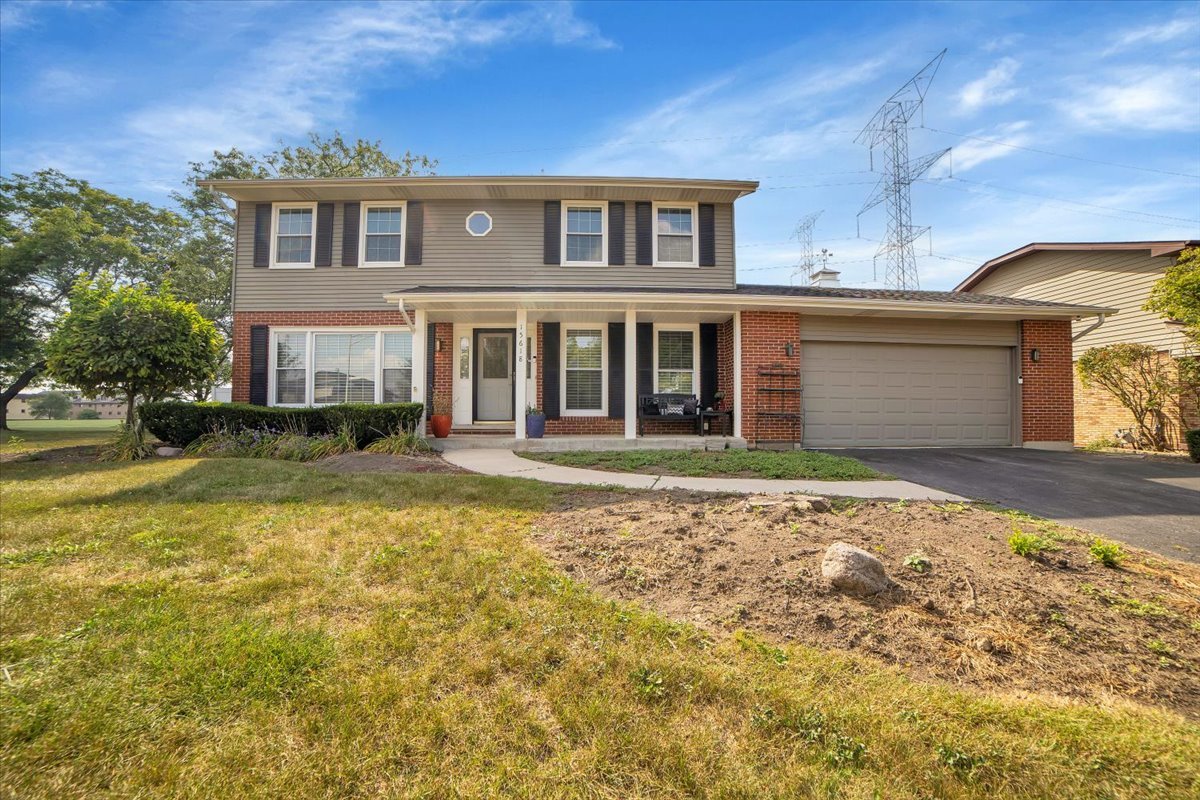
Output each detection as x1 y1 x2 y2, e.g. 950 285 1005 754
381 332 414 402
655 328 696 394
563 203 606 265
563 328 604 413
274 332 308 405
653 203 696 266
272 204 316 267
361 203 405 266
313 333 376 404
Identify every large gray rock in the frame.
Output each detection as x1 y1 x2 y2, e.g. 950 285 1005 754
156 446 184 457
821 542 894 596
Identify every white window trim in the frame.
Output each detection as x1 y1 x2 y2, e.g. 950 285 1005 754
653 323 700 395
358 200 408 268
560 323 608 417
651 201 699 268
561 200 608 267
465 210 493 237
269 202 318 269
267 327 416 407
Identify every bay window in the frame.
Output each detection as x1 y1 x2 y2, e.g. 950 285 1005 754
655 327 697 394
653 203 696 266
563 327 604 413
563 203 606 266
272 204 316 268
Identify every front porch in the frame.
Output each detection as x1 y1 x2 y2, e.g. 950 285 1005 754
432 434 748 452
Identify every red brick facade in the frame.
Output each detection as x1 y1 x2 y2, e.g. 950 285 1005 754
430 322 454 413
1020 320 1074 446
738 311 803 445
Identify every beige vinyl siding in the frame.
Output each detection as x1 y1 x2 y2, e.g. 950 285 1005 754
234 200 736 311
969 250 1185 357
798 315 1018 346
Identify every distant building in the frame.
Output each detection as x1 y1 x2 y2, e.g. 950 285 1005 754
7 392 127 420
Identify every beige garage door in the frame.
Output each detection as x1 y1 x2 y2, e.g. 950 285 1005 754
802 342 1013 447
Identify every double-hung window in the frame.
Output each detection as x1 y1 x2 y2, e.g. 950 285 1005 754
381 332 413 402
361 203 405 266
563 328 604 414
274 332 308 405
562 202 606 266
272 204 316 268
655 327 697 394
653 203 697 266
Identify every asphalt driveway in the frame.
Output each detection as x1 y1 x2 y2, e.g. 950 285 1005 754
830 448 1200 562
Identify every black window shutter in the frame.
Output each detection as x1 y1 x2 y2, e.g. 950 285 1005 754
608 322 625 418
341 202 360 266
425 322 436 414
699 323 718 408
698 203 716 267
314 202 334 267
405 201 423 265
542 323 561 419
608 201 625 266
253 204 271 267
249 325 269 405
636 322 653 397
544 201 561 265
635 202 652 266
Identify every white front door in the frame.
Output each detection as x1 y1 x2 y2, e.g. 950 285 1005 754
475 331 514 421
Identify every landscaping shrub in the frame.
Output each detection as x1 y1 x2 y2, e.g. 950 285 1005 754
98 423 156 462
140 401 423 447
364 429 433 455
76 409 102 420
1188 429 1200 463
183 427 358 462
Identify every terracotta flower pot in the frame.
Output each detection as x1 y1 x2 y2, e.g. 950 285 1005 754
429 414 452 439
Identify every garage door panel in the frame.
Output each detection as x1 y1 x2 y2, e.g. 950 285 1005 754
802 342 1012 447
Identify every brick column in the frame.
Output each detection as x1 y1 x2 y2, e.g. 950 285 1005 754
430 322 454 411
1020 319 1073 450
739 310 802 447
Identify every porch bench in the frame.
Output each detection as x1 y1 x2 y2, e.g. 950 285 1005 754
638 393 702 436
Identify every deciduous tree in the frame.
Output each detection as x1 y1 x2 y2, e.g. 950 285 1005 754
29 390 71 420
1077 343 1174 451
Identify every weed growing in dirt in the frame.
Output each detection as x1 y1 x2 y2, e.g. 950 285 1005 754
1008 529 1055 558
826 733 868 768
1081 584 1171 617
1147 639 1175 658
904 552 933 573
630 667 666 701
1088 539 1125 568
937 744 987 775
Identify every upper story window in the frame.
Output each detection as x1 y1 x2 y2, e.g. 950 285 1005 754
654 326 698 394
465 211 492 237
360 202 406 267
562 202 607 266
271 203 316 268
653 203 697 267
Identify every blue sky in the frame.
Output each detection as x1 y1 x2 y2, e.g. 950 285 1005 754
2 0 1198 289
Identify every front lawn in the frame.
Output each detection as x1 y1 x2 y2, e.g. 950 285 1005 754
1 457 1197 798
1 419 122 457
522 447 891 480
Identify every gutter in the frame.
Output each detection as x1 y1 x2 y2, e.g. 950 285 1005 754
1072 312 1107 341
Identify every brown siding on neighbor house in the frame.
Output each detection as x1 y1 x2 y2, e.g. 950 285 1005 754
234 199 737 310
968 250 1185 357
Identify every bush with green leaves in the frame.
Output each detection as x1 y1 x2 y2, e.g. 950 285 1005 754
98 422 156 462
1188 429 1200 463
140 401 423 447
183 425 358 462
1088 539 1125 568
76 408 102 420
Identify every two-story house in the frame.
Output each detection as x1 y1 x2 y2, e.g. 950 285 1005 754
200 175 1110 449
957 241 1198 449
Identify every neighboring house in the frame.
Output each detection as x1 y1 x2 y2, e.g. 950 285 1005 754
957 241 1199 449
199 175 1108 450
8 393 37 420
5 392 125 420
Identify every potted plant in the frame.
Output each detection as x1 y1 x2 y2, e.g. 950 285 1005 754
710 391 725 411
428 397 452 439
525 405 546 439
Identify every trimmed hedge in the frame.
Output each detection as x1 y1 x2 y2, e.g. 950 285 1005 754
1187 429 1200 463
140 401 424 448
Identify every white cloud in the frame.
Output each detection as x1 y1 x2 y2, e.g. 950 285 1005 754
1066 65 1200 132
0 0 107 34
955 57 1021 113
945 121 1032 172
1104 12 1199 54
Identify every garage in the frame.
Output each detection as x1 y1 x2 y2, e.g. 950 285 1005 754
801 341 1015 447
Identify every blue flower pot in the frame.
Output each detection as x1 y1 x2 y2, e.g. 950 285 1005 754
526 413 546 439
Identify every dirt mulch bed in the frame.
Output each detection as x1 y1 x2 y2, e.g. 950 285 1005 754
532 492 1200 717
0 445 102 466
311 452 467 474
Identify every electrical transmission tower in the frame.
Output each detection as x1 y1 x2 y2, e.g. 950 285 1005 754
856 49 950 290
790 210 823 285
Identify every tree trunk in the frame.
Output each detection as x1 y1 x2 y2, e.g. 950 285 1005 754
125 390 137 427
0 361 46 430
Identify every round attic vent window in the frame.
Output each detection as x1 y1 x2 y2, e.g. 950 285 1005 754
465 211 492 237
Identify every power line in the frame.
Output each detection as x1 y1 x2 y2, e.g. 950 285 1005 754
921 125 1200 180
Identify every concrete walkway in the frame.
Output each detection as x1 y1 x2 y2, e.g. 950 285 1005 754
442 449 968 501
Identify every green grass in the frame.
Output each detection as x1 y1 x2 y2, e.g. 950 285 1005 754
522 448 891 480
1 458 1197 798
1 419 122 455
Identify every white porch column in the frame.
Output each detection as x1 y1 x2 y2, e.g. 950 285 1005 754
412 309 428 436
732 310 742 439
624 307 637 439
515 308 528 439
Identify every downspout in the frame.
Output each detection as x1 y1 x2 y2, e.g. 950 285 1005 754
1072 313 1107 342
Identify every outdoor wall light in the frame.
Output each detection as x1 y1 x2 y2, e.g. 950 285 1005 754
435 339 442 352
784 342 795 358
1030 348 1041 362
460 337 470 352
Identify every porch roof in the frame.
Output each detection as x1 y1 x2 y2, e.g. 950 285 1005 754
383 284 1116 321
